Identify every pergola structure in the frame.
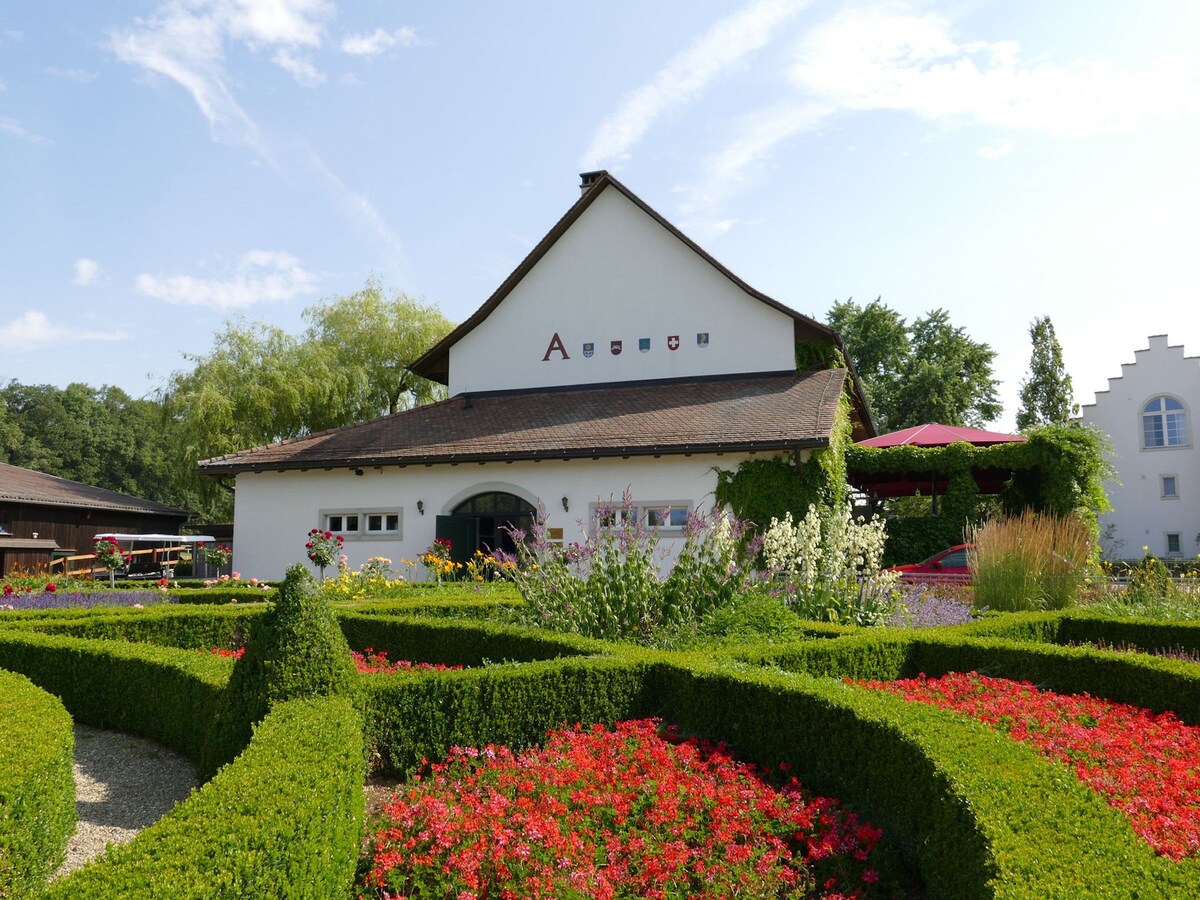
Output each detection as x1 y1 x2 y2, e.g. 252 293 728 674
849 423 1026 511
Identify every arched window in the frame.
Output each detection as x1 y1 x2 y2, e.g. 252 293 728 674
1142 396 1188 448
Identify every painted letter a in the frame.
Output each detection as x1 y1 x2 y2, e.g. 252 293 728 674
542 332 570 361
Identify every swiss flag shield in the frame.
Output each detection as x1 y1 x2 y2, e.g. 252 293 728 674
667 335 680 351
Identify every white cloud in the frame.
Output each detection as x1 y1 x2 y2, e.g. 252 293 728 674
135 250 317 309
977 139 1013 160
675 4 1200 234
580 0 809 167
791 8 1200 137
0 116 52 146
0 311 126 350
341 26 421 56
272 48 325 86
675 101 829 235
110 0 334 147
45 66 98 83
73 258 102 286
112 2 406 266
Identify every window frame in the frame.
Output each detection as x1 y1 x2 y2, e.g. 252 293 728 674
1165 532 1183 556
590 500 693 535
318 507 403 541
1161 474 1179 499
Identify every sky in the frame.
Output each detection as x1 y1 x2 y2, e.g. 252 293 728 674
2 0 1199 431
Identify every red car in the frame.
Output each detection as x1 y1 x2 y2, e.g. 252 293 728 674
890 544 973 584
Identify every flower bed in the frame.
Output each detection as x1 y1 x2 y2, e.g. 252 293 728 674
856 671 1200 859
361 719 888 899
1 590 177 611
204 646 465 675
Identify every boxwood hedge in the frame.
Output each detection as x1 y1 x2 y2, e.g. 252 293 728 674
0 670 74 899
41 696 363 899
4 599 1200 897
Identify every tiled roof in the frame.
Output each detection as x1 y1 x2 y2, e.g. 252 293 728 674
0 462 189 516
197 370 849 474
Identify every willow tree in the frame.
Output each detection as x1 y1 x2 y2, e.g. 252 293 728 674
160 280 453 520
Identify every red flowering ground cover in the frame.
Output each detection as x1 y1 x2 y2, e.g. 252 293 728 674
203 646 464 675
360 719 890 899
351 648 464 675
856 671 1200 859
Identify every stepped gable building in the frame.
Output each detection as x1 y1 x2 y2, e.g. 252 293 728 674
1082 334 1200 561
199 171 874 579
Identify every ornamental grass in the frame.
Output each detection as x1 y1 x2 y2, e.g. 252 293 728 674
969 510 1093 612
360 719 890 899
858 671 1200 859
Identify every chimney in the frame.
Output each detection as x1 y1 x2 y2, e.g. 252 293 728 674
579 170 605 196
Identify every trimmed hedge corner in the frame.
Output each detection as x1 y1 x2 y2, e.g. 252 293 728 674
0 669 74 899
0 632 227 760
42 696 365 899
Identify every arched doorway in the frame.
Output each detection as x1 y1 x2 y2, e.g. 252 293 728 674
435 491 536 563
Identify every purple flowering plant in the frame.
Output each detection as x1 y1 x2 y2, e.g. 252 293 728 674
495 492 759 644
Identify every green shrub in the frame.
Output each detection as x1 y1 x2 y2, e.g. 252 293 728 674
0 670 74 898
361 655 654 775
15 605 262 651
0 631 227 760
43 696 364 899
336 613 603 666
656 661 1196 898
199 565 359 780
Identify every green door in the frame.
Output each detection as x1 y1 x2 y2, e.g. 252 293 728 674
434 515 477 565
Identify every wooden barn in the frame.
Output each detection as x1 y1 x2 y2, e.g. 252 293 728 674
0 462 189 576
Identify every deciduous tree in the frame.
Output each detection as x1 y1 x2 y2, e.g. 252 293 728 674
828 301 1001 431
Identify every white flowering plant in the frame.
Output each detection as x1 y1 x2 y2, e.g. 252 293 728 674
762 504 899 626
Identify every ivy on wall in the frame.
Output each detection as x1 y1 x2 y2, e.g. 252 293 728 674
714 392 852 528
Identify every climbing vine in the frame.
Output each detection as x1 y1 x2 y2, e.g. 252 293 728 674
715 393 853 528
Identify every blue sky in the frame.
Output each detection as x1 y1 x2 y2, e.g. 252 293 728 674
2 1 1199 430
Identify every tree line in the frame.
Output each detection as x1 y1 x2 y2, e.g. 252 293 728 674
0 285 1074 524
1 280 452 522
829 299 1075 434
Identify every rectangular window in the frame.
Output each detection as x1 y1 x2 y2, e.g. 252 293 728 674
594 501 692 534
646 507 689 528
1167 533 1182 555
365 512 400 533
325 513 359 533
1162 476 1178 498
321 508 401 539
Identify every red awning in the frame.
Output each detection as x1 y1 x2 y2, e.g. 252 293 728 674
855 423 1026 448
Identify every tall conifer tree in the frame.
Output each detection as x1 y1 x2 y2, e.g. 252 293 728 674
1016 316 1078 431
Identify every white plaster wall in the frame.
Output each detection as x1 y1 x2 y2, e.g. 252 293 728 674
1081 335 1200 560
230 452 769 580
448 187 800 396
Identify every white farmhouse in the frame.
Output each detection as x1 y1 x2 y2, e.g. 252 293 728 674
1082 334 1200 561
199 172 873 579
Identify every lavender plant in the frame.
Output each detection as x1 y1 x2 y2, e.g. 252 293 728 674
0 591 178 611
887 583 977 629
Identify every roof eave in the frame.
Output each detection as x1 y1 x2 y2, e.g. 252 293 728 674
197 438 828 477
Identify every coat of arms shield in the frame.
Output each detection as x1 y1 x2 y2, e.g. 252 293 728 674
610 340 622 355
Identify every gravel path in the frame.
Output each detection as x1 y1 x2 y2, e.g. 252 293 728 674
54 723 198 878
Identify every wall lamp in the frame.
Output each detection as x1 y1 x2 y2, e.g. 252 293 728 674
417 500 425 515
561 496 569 512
